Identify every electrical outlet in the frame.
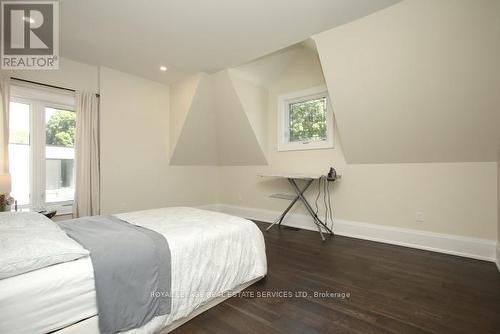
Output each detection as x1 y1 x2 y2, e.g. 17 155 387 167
415 210 424 223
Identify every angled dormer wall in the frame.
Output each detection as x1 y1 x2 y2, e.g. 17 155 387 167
314 0 500 164
214 3 498 248
169 70 268 165
227 70 268 160
169 73 204 153
170 73 219 165
212 70 267 165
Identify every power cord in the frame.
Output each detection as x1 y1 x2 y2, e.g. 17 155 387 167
313 175 335 233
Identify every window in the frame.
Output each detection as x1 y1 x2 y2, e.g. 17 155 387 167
277 86 334 151
8 85 76 213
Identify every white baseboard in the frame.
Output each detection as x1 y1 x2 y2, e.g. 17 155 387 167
200 203 498 263
496 244 500 271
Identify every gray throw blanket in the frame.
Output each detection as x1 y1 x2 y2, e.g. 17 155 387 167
59 216 171 334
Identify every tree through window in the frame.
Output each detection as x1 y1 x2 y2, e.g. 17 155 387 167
278 86 334 151
289 97 327 142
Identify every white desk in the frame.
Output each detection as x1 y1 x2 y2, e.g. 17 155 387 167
259 172 339 240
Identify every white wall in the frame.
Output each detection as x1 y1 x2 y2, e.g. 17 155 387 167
0 1 497 262
1 61 220 214
0 60 265 213
99 67 219 213
217 46 498 242
0 57 98 92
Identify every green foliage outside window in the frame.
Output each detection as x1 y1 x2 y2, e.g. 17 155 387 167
46 110 76 147
289 97 327 142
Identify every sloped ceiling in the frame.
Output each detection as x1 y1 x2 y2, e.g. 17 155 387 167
314 0 500 163
169 70 267 165
59 0 401 84
228 46 301 88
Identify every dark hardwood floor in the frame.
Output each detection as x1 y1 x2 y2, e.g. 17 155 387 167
172 222 500 334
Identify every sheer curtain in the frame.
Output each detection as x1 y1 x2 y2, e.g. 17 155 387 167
0 78 10 173
73 92 100 217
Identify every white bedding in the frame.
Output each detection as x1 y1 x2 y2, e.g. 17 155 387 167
116 207 267 333
0 212 89 279
0 207 267 334
0 257 97 334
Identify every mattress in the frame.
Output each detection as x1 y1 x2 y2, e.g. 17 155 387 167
0 257 97 334
0 207 267 334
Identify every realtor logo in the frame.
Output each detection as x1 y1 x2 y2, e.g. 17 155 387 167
1 0 59 69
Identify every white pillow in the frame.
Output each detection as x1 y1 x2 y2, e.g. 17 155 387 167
0 212 89 279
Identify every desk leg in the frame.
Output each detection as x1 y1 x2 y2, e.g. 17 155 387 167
266 179 313 232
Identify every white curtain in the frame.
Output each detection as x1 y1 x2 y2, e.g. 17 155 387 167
0 78 10 174
73 92 100 217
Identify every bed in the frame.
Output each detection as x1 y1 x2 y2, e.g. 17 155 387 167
0 207 267 334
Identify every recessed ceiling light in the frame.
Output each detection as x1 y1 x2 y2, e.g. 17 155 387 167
160 66 167 72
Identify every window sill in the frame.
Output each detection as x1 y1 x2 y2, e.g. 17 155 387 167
12 203 73 216
277 141 334 152
45 204 73 215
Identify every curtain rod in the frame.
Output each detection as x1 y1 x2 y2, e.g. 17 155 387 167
11 77 100 98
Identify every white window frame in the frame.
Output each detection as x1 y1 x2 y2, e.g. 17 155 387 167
10 85 76 214
277 85 334 152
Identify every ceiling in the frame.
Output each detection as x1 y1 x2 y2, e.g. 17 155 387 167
60 0 400 85
230 41 319 89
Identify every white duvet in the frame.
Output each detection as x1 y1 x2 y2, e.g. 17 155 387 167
0 207 267 334
116 207 267 333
